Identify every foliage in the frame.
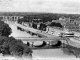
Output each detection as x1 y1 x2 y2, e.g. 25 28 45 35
39 23 47 31
0 20 32 57
32 23 37 29
23 47 33 58
49 22 63 28
62 45 80 57
42 16 52 22
10 43 24 56
0 36 32 57
0 20 12 37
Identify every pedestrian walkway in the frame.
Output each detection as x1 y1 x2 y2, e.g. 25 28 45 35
15 23 57 37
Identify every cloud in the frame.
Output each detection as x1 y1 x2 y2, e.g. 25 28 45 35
11 0 63 12
0 0 80 14
61 0 80 13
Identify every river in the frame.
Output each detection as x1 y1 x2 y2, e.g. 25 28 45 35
5 21 76 59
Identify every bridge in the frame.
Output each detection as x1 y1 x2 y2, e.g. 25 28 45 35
15 23 67 49
15 22 56 37
0 16 23 21
15 37 62 49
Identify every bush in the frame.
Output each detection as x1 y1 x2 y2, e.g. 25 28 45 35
23 47 33 57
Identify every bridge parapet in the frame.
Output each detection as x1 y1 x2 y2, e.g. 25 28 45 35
15 37 61 41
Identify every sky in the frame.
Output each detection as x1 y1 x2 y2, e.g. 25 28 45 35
0 0 80 14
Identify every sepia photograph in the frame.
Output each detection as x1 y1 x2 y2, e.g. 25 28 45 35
0 0 80 60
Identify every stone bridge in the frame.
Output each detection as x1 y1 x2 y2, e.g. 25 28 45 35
0 16 23 21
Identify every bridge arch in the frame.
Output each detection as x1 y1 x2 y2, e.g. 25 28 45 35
0 16 23 21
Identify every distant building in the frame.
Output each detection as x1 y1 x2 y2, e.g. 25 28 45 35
46 26 63 36
52 17 70 27
65 22 80 32
59 16 66 20
44 21 51 25
52 17 80 32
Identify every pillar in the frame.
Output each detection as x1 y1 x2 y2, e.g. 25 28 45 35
6 16 8 20
11 16 14 21
2 16 5 20
13 16 16 21
48 41 50 46
16 16 19 21
9 16 12 20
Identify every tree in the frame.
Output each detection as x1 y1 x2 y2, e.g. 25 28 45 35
0 37 17 55
0 20 32 57
39 23 47 31
0 20 12 37
0 36 33 57
23 47 33 57
9 43 24 56
56 23 63 28
42 16 52 22
49 22 63 28
32 23 37 29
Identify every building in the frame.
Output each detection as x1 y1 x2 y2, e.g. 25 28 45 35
65 22 80 32
52 18 70 27
52 17 80 32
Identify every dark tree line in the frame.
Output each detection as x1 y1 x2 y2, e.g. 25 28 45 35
49 22 63 28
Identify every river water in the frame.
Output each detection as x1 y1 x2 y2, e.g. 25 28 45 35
5 21 76 59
